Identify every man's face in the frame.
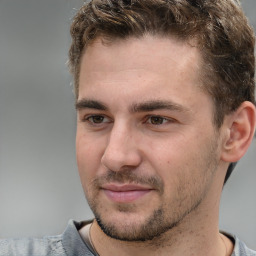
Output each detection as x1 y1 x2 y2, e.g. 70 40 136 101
76 35 222 241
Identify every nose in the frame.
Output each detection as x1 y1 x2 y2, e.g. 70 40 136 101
101 123 142 172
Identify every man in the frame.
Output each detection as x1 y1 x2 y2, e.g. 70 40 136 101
0 0 255 255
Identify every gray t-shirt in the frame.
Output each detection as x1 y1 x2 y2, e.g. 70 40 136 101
0 220 255 256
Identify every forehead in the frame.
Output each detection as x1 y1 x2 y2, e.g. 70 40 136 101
80 35 202 82
78 35 205 107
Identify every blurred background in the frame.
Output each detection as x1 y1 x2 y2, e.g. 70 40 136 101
0 0 255 250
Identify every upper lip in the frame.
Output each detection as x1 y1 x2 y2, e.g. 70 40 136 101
101 183 153 192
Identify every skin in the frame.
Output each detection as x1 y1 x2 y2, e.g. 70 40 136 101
76 35 255 255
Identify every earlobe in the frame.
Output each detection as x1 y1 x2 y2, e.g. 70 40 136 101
221 101 256 163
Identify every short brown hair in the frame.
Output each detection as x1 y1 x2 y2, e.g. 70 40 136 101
69 0 255 128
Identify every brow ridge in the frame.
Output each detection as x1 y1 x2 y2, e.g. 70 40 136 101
75 99 107 111
76 98 189 113
130 100 189 113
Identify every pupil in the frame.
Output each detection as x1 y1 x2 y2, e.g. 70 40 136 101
151 116 163 124
93 116 103 123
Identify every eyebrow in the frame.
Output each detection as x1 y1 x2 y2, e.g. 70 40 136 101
76 98 189 113
130 100 190 113
75 99 108 111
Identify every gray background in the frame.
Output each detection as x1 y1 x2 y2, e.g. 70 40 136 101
0 0 255 250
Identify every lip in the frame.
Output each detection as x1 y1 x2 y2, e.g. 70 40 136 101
101 183 153 203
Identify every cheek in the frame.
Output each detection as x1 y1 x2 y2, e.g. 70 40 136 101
146 137 199 191
76 133 104 183
147 137 188 171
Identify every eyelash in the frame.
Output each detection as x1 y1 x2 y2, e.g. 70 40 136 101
83 115 112 125
144 115 171 125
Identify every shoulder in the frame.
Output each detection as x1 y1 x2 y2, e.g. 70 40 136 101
232 236 256 256
0 235 66 256
0 220 94 256
222 231 256 256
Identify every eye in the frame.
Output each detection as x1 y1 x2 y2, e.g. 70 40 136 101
84 115 111 124
146 115 169 125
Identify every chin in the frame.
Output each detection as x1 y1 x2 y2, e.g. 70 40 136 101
94 208 179 242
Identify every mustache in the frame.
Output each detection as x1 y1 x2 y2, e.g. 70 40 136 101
92 169 164 194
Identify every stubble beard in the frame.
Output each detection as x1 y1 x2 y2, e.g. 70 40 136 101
85 136 219 242
93 199 203 242
85 170 216 241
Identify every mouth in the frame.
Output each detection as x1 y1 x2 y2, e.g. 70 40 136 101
101 183 154 203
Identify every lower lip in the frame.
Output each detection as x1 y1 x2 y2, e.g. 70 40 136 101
103 189 152 203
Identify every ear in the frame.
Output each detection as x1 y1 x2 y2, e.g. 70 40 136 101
221 101 256 163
